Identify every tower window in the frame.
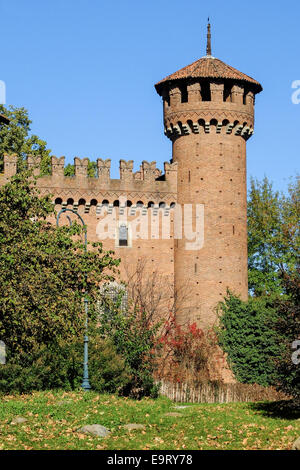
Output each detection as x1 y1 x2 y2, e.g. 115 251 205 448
224 83 233 102
180 84 188 103
119 224 128 247
164 94 170 107
200 81 211 101
163 89 170 107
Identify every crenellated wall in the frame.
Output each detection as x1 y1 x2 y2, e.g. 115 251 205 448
162 79 255 141
1 155 177 209
0 153 178 300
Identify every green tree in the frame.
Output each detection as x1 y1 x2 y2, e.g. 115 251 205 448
0 337 131 394
217 292 284 387
64 160 97 177
98 294 161 398
0 105 97 177
0 105 52 175
0 170 120 360
247 176 299 296
273 268 300 404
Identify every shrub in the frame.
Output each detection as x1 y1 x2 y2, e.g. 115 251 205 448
217 292 284 387
0 337 131 395
273 269 300 405
98 298 161 399
155 314 217 384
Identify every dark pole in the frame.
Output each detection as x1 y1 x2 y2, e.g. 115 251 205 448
56 208 91 391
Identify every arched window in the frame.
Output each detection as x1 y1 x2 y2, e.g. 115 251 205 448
98 282 128 316
55 197 62 205
136 201 144 208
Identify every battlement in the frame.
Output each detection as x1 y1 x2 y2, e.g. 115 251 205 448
161 81 256 142
0 154 178 208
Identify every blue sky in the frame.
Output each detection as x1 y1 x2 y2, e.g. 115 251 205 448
1 0 299 191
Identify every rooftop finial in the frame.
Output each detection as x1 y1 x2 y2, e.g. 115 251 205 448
206 19 212 56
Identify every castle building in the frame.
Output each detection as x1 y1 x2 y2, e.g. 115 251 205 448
0 24 262 330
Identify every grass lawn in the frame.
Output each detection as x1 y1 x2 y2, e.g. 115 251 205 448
0 391 299 450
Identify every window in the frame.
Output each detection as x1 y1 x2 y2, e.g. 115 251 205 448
180 84 188 103
164 94 170 107
119 223 128 247
200 81 211 101
98 282 128 318
223 83 233 102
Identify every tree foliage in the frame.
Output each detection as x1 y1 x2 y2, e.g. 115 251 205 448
248 176 299 296
64 161 97 178
156 314 218 384
273 268 300 404
0 104 97 177
0 337 130 394
217 292 284 387
98 292 161 399
0 171 119 361
0 105 52 175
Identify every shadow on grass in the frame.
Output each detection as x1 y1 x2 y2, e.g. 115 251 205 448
249 400 300 420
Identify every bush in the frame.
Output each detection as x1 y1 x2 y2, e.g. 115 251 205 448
217 292 284 387
98 298 161 399
0 337 131 395
88 336 131 393
155 315 214 384
273 269 300 404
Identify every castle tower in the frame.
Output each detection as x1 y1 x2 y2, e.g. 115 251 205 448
155 23 262 328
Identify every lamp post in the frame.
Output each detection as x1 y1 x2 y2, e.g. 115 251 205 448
56 208 91 391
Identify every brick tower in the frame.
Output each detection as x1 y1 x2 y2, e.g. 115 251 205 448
155 23 262 328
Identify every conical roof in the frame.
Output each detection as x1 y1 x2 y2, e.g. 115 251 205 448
155 22 262 95
155 56 262 94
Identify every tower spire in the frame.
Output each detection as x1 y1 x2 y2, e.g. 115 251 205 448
206 18 212 56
